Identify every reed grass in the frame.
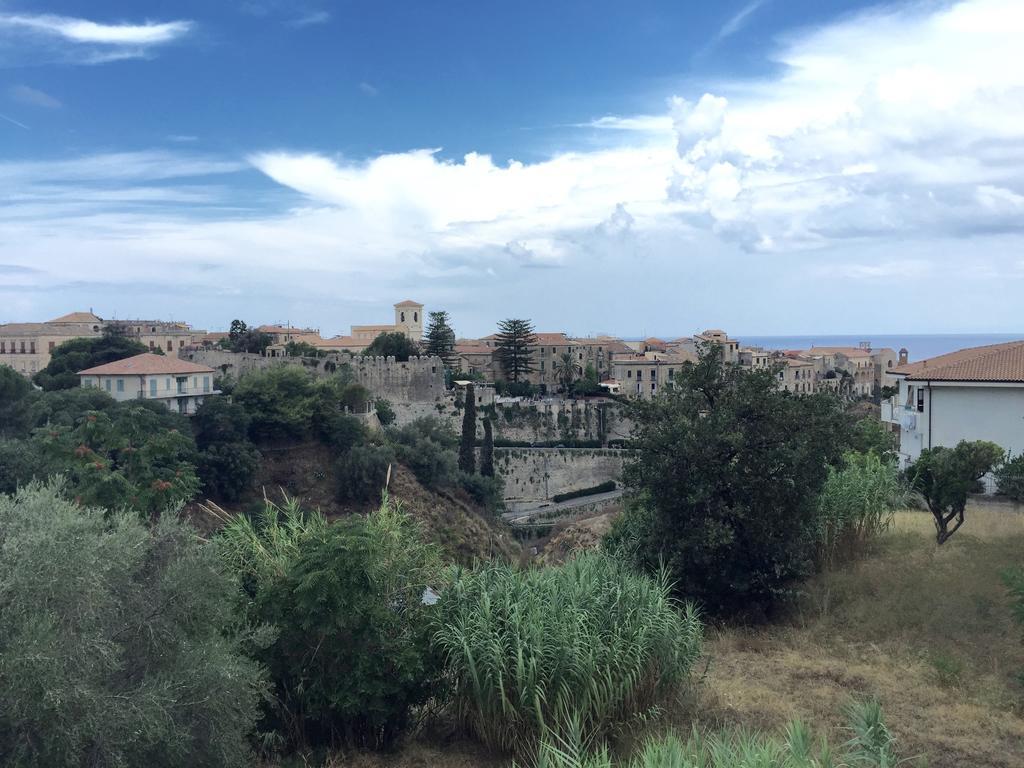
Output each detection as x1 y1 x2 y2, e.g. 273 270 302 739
432 552 702 757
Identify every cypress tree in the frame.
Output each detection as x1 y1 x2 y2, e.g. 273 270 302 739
458 384 477 474
481 417 494 477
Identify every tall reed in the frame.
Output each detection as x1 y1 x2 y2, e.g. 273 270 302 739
432 552 702 757
816 452 908 568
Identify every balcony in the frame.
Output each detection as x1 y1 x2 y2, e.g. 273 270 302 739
881 397 899 424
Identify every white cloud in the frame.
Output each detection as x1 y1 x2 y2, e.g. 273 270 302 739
288 10 330 28
716 1 767 41
4 0 1024 334
358 81 379 96
9 84 61 109
0 13 191 64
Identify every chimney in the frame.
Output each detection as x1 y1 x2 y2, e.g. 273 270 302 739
898 348 909 365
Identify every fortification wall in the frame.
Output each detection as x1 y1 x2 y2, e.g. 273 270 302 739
490 447 630 502
182 349 445 403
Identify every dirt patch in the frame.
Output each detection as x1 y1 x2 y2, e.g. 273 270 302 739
537 507 620 564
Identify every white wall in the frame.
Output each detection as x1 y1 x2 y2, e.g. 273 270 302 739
897 379 1024 464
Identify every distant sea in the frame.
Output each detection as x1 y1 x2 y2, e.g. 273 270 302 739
734 334 1024 361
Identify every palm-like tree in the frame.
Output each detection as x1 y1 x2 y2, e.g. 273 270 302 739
553 350 582 392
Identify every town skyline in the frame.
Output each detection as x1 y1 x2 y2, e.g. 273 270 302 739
2 0 1024 334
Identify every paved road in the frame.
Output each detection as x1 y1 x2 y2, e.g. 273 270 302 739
501 489 624 525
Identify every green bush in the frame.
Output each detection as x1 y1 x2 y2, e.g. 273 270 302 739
335 443 393 503
0 483 266 768
193 397 252 448
816 451 907 567
495 380 537 398
552 481 616 504
459 471 504 513
995 452 1024 502
374 397 396 426
198 441 261 502
216 496 441 750
432 552 702 757
232 367 319 442
388 417 460 489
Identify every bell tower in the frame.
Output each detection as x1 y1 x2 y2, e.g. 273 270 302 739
394 300 424 341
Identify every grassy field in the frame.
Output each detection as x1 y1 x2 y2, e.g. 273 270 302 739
316 503 1024 768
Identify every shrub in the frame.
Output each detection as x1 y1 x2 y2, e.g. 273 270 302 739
495 380 537 398
316 411 366 452
432 552 702 757
232 366 320 441
198 441 260 502
335 443 393 503
552 481 616 504
459 471 504 513
388 417 460 489
193 397 252 448
374 397 396 426
849 416 898 458
995 452 1024 502
362 331 419 361
0 483 266 768
216 496 441 750
816 451 907 567
33 333 148 391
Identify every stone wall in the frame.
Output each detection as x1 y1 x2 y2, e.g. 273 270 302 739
490 447 631 503
182 349 446 403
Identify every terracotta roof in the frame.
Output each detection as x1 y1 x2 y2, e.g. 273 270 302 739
893 340 1024 383
785 358 813 367
351 324 396 331
78 353 215 376
316 335 365 349
394 300 423 308
0 322 49 334
49 311 103 324
258 325 317 335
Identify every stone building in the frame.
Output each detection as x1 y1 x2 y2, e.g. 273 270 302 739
315 300 425 353
0 311 104 377
107 319 208 354
611 351 696 400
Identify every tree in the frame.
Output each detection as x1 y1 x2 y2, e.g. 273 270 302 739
572 364 603 397
335 444 394 503
232 366 319 441
494 319 537 383
553 350 582 391
363 331 419 361
0 483 266 767
459 383 476 474
849 416 898 459
424 310 457 367
606 345 850 617
32 404 200 517
34 334 148 391
906 440 1004 544
198 441 260 502
480 417 494 477
193 397 252 449
0 366 32 437
284 340 323 357
228 318 248 340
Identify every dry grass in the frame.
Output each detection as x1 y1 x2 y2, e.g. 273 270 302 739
693 503 1024 768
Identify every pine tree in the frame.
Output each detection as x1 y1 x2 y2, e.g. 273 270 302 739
480 418 494 477
458 384 477 474
494 319 537 383
424 311 457 367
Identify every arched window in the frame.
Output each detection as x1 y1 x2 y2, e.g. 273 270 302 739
887 360 893 368
414 312 418 322
401 312 405 322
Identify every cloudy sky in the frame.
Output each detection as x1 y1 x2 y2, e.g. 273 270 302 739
1 0 1022 338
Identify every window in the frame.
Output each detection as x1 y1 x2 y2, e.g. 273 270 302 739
414 312 418 322
104 379 111 392
48 342 55 352
150 379 157 396
887 360 893 369
0 342 4 353
179 340 185 348
636 370 642 380
203 376 210 393
540 361 545 370
166 377 171 390
116 379 124 393
82 378 92 388
651 382 656 391
668 369 674 379
29 342 35 354
149 341 155 350
917 388 925 413
19 341 25 353
626 370 632 378
400 312 406 322
166 340 172 351
906 386 914 408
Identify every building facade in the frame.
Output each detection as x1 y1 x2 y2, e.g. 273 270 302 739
882 341 1024 467
78 353 218 415
0 312 104 377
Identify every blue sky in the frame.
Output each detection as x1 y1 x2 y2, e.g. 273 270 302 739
1 0 1023 338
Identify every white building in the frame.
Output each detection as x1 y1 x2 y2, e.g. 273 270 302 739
882 340 1024 467
78 353 218 415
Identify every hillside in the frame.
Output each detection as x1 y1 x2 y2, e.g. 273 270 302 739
206 441 520 564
